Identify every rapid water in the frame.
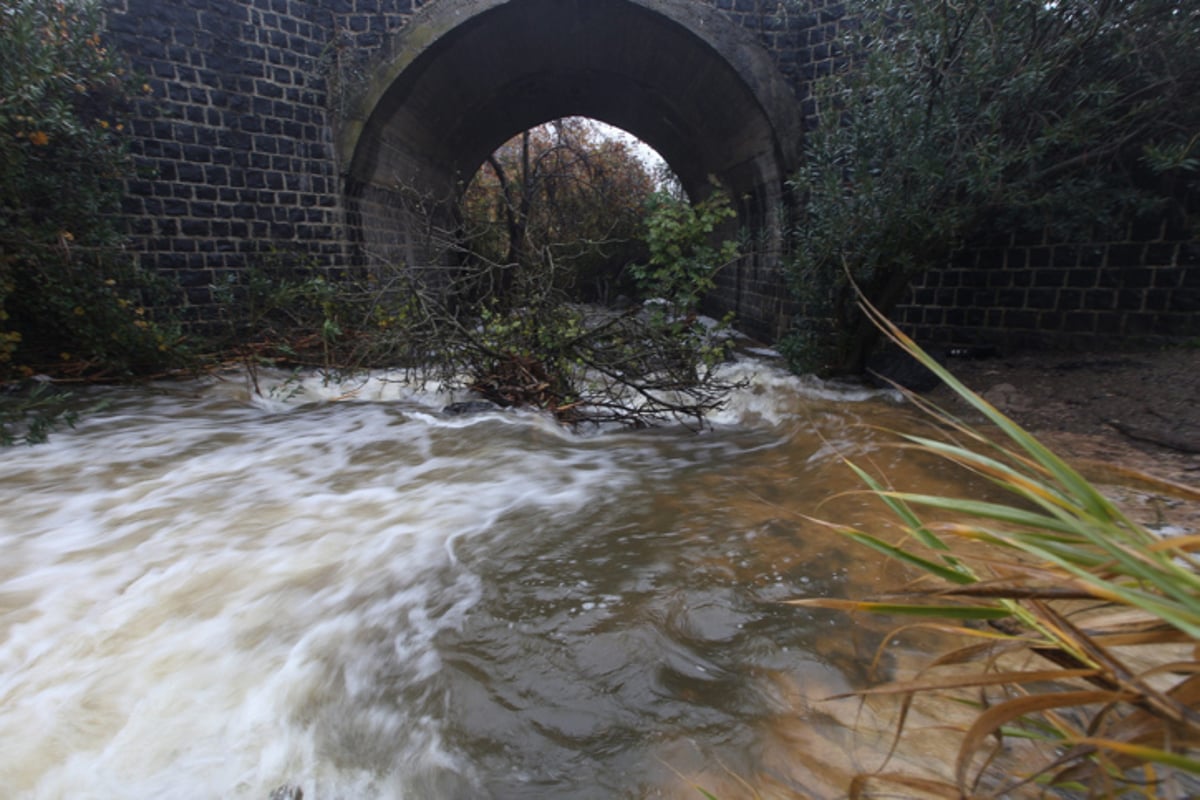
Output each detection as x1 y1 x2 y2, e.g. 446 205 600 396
1 356 996 799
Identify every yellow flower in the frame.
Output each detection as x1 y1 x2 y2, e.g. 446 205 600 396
98 119 110 130
60 230 74 241
142 83 152 94
73 306 85 316
60 352 72 361
28 131 50 146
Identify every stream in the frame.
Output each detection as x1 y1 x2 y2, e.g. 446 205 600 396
1 354 1014 799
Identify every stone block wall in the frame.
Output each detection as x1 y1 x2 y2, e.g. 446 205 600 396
103 0 840 331
709 0 849 128
896 217 1200 352
107 0 349 323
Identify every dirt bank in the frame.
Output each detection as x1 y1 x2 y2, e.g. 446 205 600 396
921 345 1200 533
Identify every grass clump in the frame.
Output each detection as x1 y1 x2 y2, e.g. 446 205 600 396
791 303 1200 798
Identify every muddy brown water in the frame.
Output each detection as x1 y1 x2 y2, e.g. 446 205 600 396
2 357 1182 798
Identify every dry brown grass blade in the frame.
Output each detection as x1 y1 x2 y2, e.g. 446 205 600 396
872 626 1033 676
1089 629 1196 648
858 620 1031 684
825 668 1099 701
954 689 1136 792
1028 600 1200 729
1071 460 1200 504
848 772 963 799
1149 534 1200 554
1084 672 1200 753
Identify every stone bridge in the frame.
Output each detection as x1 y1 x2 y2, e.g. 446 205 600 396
106 0 1198 348
106 0 835 339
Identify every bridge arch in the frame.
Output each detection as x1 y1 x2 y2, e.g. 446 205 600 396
339 0 803 283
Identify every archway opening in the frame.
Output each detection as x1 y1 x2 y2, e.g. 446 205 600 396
341 0 801 333
460 116 678 305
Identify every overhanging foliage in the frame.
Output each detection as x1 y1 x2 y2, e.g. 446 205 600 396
784 0 1200 376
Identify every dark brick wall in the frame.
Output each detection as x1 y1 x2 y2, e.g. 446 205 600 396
709 0 849 127
107 0 349 322
896 216 1200 352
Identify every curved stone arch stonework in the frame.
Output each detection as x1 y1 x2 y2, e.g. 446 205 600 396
342 0 803 204
339 0 805 302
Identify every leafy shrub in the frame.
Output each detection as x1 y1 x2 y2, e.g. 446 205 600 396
630 185 740 319
0 0 181 379
784 0 1200 376
0 380 82 445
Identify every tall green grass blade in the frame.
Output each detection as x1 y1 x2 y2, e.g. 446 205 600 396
896 434 1152 545
836 528 976 584
860 303 1127 522
844 460 950 552
875 491 1086 536
1068 739 1200 775
992 538 1200 638
809 297 1200 794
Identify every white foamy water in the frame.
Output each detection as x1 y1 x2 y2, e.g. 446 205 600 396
0 364 911 799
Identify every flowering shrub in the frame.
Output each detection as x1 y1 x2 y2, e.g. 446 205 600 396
0 0 179 377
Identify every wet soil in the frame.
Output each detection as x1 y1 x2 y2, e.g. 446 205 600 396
922 345 1200 532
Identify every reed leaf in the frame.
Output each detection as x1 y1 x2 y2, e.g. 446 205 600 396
844 460 952 554
824 527 976 584
874 490 1090 536
786 598 1012 620
797 298 1200 794
859 302 1140 524
955 690 1137 791
1066 738 1200 775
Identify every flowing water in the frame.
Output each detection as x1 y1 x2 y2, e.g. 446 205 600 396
1 355 1013 799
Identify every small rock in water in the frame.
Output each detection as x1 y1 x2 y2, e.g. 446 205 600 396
268 785 302 800
442 400 499 416
982 382 1029 412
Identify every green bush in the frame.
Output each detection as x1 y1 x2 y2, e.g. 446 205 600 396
0 380 82 445
630 185 739 320
0 0 180 379
783 0 1200 376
